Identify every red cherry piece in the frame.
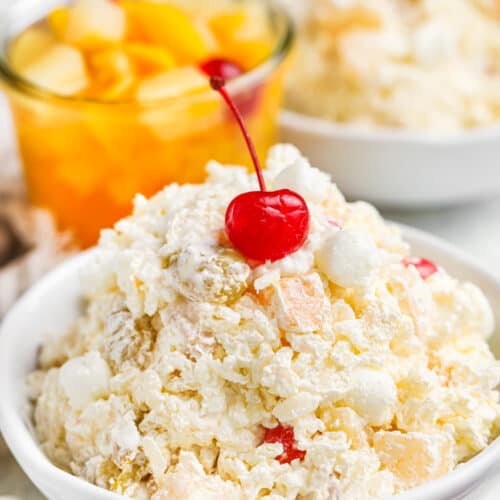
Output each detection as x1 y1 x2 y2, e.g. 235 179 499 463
201 59 260 115
226 189 309 263
199 58 243 80
263 423 306 465
403 257 438 280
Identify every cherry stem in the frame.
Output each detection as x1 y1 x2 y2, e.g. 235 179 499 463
210 76 266 192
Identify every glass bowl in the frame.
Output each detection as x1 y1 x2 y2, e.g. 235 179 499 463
0 0 293 247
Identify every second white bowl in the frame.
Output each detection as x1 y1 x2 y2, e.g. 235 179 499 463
280 111 500 208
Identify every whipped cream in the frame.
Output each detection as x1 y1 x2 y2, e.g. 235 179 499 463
28 145 500 499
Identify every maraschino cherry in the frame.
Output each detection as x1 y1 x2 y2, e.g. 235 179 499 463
210 76 310 263
263 423 306 464
403 257 438 280
200 58 243 80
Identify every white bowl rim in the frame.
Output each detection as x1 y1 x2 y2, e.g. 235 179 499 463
0 249 124 500
0 224 500 500
281 109 500 145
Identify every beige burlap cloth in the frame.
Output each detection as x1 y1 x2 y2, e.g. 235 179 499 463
0 94 72 317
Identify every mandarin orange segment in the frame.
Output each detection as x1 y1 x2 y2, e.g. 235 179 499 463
223 39 273 70
90 48 132 81
47 6 70 40
374 431 455 490
121 1 209 63
101 75 135 100
209 11 247 41
87 48 135 100
124 43 176 74
89 48 131 80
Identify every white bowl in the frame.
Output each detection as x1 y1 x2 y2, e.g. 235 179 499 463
1 225 500 500
280 111 500 208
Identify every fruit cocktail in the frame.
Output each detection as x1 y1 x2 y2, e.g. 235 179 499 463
0 0 293 247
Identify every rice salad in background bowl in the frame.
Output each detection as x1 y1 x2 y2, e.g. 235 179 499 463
279 0 500 207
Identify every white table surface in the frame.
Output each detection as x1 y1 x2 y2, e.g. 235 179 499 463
0 94 500 498
384 198 500 275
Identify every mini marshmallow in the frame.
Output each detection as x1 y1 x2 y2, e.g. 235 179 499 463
413 21 456 67
265 143 303 173
59 351 110 410
344 367 397 427
273 158 330 203
316 228 379 288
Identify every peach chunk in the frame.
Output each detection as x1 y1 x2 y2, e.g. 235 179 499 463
374 431 455 490
259 273 327 333
121 1 209 63
124 43 176 74
319 406 368 449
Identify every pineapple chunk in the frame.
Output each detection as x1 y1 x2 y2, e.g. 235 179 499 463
258 274 328 333
139 95 219 141
65 0 126 49
47 6 69 40
122 1 209 63
374 431 455 490
21 44 88 96
89 48 134 99
319 406 368 450
136 66 208 102
124 43 176 74
9 27 55 71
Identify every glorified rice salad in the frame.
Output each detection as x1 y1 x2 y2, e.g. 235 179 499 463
285 0 500 131
28 142 500 498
